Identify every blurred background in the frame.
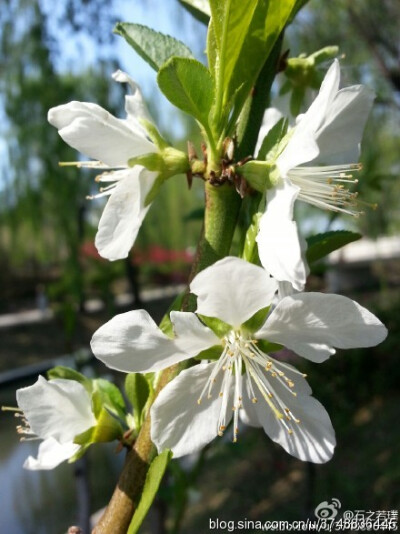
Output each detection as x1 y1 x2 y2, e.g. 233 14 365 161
0 0 399 532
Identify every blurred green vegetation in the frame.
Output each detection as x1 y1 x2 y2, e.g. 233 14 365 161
0 0 204 344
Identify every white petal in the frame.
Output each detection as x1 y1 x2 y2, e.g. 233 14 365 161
17 376 95 444
257 182 309 292
95 168 157 261
112 70 154 129
150 362 230 457
23 438 80 471
48 101 154 167
258 293 388 362
190 257 278 328
313 85 375 165
249 375 336 463
170 311 221 354
277 60 340 174
277 281 297 299
90 309 189 373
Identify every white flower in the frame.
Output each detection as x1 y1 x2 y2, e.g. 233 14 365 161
16 376 96 470
48 70 158 261
256 59 375 291
91 257 387 463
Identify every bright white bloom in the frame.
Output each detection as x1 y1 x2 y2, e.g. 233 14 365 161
256 59 375 291
16 376 96 470
91 257 387 463
48 70 158 261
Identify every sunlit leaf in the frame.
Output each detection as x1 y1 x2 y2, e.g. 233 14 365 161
306 230 362 264
125 373 150 429
128 450 173 534
157 57 215 129
114 23 194 71
179 0 211 24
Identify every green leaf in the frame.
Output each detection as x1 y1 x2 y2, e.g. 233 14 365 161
128 450 173 534
257 117 289 161
125 373 150 429
206 19 218 75
209 0 297 132
179 0 211 24
47 366 90 390
114 23 194 72
157 57 215 128
198 314 231 338
306 230 362 264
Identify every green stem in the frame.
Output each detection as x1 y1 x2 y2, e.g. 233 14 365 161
92 182 241 534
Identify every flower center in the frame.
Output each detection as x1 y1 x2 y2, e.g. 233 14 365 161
289 163 376 217
197 330 304 443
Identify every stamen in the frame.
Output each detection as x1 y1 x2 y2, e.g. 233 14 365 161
288 163 367 217
196 329 304 444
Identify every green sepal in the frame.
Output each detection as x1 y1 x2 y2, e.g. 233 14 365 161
242 210 262 264
128 152 164 172
68 444 90 463
306 230 362 264
290 86 306 116
144 173 166 207
158 291 186 338
198 314 231 338
114 22 194 72
140 119 169 150
125 373 151 430
128 450 173 534
238 160 280 193
129 147 190 207
256 339 284 354
157 57 215 129
74 405 124 446
257 117 289 161
195 344 223 361
91 378 126 419
242 306 271 334
309 45 339 66
46 366 90 391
